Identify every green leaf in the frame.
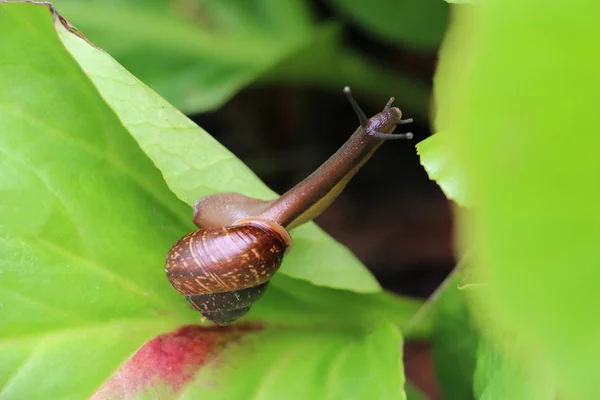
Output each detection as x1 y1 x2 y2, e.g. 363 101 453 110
179 322 406 399
427 273 478 399
420 1 479 207
55 10 382 293
473 338 555 400
49 0 316 113
0 2 199 398
327 0 448 50
405 382 429 400
436 1 600 398
247 275 426 337
87 275 424 398
416 131 469 207
410 269 551 400
406 264 554 400
93 322 407 399
463 282 556 400
403 256 490 399
50 0 433 118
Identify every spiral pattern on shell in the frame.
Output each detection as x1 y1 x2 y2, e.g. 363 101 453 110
165 219 291 325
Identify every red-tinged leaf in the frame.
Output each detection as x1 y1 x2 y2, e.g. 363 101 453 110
92 324 263 399
93 321 405 399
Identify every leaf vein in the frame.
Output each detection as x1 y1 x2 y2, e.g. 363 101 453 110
36 238 168 309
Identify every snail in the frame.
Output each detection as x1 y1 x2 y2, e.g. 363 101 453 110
165 87 413 325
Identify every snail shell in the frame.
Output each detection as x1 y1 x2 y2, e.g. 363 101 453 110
165 218 291 325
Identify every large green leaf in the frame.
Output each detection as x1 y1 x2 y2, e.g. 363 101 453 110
327 0 448 50
248 274 426 336
180 322 405 399
436 1 600 398
55 9 382 293
0 2 198 398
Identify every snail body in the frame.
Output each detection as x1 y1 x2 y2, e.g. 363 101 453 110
166 87 413 325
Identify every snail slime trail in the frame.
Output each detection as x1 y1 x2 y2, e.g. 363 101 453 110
165 87 413 325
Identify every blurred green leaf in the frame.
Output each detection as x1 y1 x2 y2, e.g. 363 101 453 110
423 1 478 207
408 268 552 400
428 273 478 399
50 0 315 113
418 3 475 207
473 338 555 400
436 1 600 398
265 23 431 118
433 2 478 134
327 0 448 50
50 0 432 117
405 382 429 400
417 130 469 207
464 280 556 399
56 13 383 293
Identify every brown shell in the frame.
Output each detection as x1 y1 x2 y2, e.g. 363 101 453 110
165 224 288 296
186 282 270 325
187 282 269 313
